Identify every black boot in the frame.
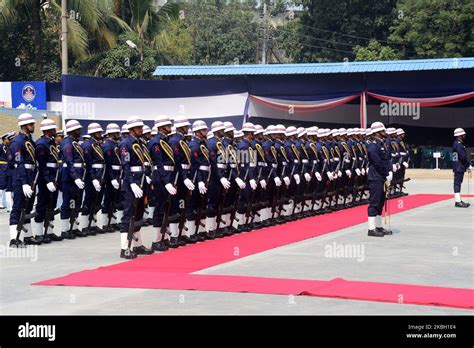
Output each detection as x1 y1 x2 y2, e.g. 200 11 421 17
455 201 470 208
197 232 207 241
102 225 115 233
25 235 44 245
169 237 180 248
178 236 188 246
75 229 89 237
133 245 154 255
151 241 169 252
376 227 392 235
368 229 385 237
188 234 199 243
61 231 76 240
48 233 64 242
93 226 105 234
9 239 26 248
42 234 52 244
120 249 137 259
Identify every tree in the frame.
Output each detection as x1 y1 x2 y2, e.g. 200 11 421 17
354 39 401 61
389 0 474 58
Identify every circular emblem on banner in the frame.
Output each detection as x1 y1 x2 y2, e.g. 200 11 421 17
22 84 36 102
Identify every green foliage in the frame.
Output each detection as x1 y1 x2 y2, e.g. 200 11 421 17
354 40 402 61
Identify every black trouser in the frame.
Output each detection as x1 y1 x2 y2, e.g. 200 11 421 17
368 180 384 217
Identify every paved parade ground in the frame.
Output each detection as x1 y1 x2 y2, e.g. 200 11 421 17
1 177 473 315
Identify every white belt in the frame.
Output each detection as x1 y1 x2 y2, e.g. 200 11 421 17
293 160 299 164
400 152 407 156
333 158 340 162
144 161 150 167
358 157 363 161
344 159 350 163
24 164 35 169
249 163 256 167
181 164 191 170
302 159 309 164
391 153 397 157
313 160 318 164
199 165 210 171
131 166 143 172
217 163 226 169
164 165 174 171
271 163 278 168
92 164 104 169
258 162 266 166
229 164 237 168
112 165 121 170
63 163 84 168
282 161 287 166
46 163 58 168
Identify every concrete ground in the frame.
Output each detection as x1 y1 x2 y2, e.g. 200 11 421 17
0 177 473 315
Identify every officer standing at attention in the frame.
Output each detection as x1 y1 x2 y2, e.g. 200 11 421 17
33 118 62 244
59 120 86 239
101 123 122 232
452 128 472 207
119 117 153 258
8 113 37 247
366 122 393 237
0 131 15 212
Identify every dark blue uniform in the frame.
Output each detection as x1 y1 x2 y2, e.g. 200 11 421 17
34 135 59 223
59 136 85 220
101 138 121 216
0 143 8 190
207 136 228 218
119 135 146 232
367 137 391 217
452 140 469 193
188 136 210 219
236 138 256 213
262 138 278 207
81 137 105 217
148 132 176 227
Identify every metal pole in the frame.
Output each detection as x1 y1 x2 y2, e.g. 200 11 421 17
61 0 68 75
262 3 267 64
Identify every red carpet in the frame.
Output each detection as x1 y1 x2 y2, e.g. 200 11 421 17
34 194 474 309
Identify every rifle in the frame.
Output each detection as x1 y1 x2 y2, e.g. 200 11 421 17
271 165 284 219
14 169 39 246
215 170 232 233
68 165 86 234
158 171 179 244
43 169 60 236
229 167 249 230
310 156 326 213
245 166 263 225
124 172 145 258
87 162 106 233
178 171 197 239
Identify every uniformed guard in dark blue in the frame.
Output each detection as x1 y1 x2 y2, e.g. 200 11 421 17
452 128 471 207
33 119 62 244
168 116 196 247
394 128 409 197
148 115 177 252
251 125 268 228
261 125 281 225
206 121 231 239
188 120 211 242
366 122 393 237
305 127 323 213
0 132 15 212
101 123 122 232
59 120 86 240
140 125 153 226
119 117 153 259
80 123 106 236
282 126 301 218
8 113 37 247
316 130 333 212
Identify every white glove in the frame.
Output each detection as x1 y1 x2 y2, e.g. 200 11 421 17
111 179 120 190
220 177 231 190
259 179 267 189
327 171 333 180
361 168 366 175
337 170 342 178
304 173 311 182
386 171 393 183
131 183 143 198
198 181 207 194
315 172 322 181
293 174 301 185
46 182 56 192
165 183 177 195
92 179 101 192
392 164 398 172
249 179 257 190
283 176 291 186
235 177 246 189
345 169 352 178
274 177 282 187
184 178 195 191
74 178 85 189
396 163 401 170
355 168 361 176
402 161 409 169
468 165 473 172
22 184 34 198
146 176 152 185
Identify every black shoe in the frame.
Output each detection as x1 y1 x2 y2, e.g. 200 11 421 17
102 225 115 233
61 231 76 240
368 229 385 237
214 229 225 238
111 223 120 231
376 227 392 235
206 231 218 240
42 234 52 244
47 233 64 242
188 234 199 243
151 241 169 252
197 232 207 241
93 226 105 234
146 218 153 225
133 245 154 255
455 201 470 208
120 249 137 259
25 235 43 245
9 239 26 248
240 224 252 232
178 236 188 246
169 237 180 248
75 229 89 237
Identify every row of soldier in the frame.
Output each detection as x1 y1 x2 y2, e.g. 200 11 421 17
3 113 409 258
